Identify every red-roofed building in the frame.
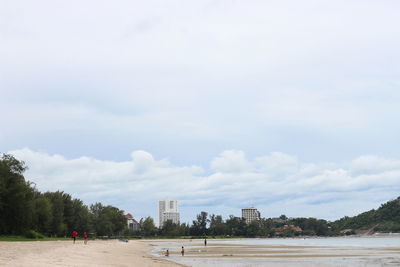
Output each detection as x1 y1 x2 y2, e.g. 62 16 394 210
275 224 302 234
125 213 140 231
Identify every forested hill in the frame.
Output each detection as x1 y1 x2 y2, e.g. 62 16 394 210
332 197 400 233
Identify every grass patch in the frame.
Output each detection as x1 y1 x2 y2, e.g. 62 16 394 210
0 236 71 242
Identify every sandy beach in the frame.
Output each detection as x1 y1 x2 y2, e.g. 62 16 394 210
0 239 184 267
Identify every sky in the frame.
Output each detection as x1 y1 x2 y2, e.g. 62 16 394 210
1 0 400 224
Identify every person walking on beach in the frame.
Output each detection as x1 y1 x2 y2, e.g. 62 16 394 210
72 231 77 244
83 232 88 245
181 246 185 256
204 238 207 246
165 249 169 257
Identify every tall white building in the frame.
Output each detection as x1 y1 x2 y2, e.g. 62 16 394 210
241 207 261 223
158 198 180 227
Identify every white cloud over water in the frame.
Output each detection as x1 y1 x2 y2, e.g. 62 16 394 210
8 148 400 223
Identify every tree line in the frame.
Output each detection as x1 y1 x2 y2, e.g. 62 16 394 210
0 154 126 237
132 212 335 238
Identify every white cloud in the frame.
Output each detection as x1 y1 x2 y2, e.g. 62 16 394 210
211 150 252 173
350 155 400 175
255 152 299 176
7 148 400 222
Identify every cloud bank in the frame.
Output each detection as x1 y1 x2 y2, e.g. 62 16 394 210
8 148 400 223
1 0 400 167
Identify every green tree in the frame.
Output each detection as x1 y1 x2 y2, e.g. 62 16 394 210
190 211 209 236
32 195 53 234
70 199 91 234
258 218 273 237
209 214 227 236
225 215 246 236
0 154 34 234
140 216 156 236
246 220 261 237
90 203 126 236
160 219 179 236
44 191 67 236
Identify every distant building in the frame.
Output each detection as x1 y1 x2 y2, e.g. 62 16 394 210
271 217 286 223
241 207 261 223
125 213 140 231
158 198 180 227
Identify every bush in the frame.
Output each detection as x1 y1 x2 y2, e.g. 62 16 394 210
25 230 44 239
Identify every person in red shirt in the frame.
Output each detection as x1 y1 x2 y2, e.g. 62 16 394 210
72 231 77 244
83 232 88 245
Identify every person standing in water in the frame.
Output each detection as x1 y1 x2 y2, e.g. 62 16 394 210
181 246 185 256
72 231 77 244
204 238 207 246
83 232 88 245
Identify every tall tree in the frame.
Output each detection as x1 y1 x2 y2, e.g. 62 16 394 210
44 191 67 236
225 215 246 236
190 211 209 236
209 214 227 236
70 199 91 234
0 154 34 234
90 203 126 236
32 195 53 235
140 216 156 236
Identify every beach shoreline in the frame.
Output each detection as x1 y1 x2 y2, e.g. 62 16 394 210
148 236 400 267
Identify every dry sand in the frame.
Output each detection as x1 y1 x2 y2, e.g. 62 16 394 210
0 239 185 267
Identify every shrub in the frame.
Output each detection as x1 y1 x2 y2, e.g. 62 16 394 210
25 230 44 239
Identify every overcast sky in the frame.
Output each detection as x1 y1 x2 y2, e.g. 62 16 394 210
1 0 400 224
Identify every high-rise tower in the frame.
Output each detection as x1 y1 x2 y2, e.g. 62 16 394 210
158 198 180 227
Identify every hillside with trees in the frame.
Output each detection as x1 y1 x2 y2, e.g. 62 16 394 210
332 197 400 234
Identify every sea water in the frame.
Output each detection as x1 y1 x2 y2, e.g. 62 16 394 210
211 235 400 247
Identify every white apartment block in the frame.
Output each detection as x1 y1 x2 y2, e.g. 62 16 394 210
241 207 261 223
158 198 180 227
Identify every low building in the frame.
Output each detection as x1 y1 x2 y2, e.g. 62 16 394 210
241 207 261 223
125 213 140 231
271 217 286 223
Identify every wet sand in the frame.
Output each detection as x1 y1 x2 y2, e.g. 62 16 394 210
149 239 400 266
0 239 185 267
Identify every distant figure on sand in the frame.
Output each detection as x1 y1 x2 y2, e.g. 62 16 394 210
72 231 77 244
204 238 207 246
83 232 88 244
181 246 184 256
165 249 169 257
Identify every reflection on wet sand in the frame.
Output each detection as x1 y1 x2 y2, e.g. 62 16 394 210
150 238 400 266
